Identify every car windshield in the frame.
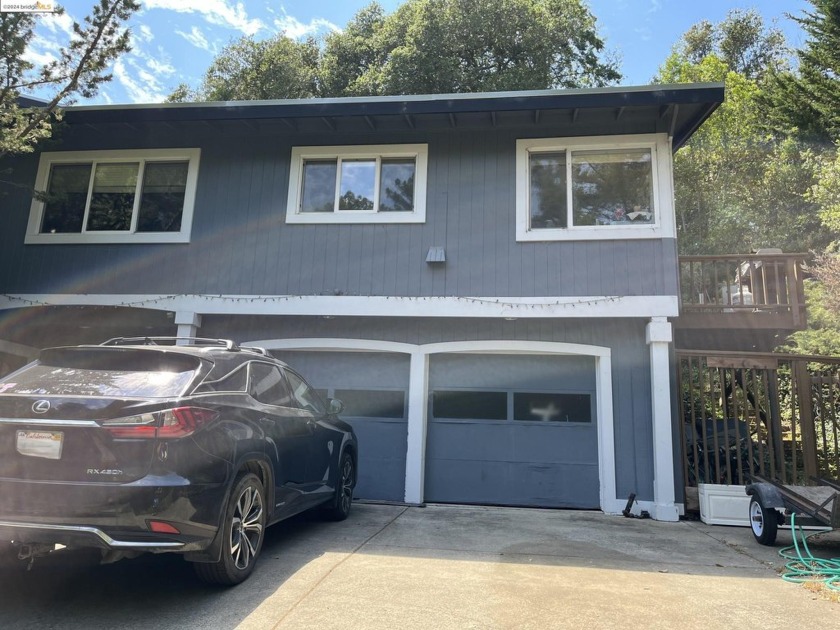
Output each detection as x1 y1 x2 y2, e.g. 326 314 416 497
0 348 202 398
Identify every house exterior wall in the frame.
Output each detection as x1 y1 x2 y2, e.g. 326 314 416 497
0 94 698 519
0 122 678 299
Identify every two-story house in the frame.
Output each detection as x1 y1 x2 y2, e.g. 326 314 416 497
0 84 724 521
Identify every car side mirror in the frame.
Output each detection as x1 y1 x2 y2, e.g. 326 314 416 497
328 398 344 415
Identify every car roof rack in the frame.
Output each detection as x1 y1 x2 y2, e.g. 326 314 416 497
241 346 269 356
101 337 240 351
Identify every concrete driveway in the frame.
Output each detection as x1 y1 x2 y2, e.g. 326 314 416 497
1 503 837 629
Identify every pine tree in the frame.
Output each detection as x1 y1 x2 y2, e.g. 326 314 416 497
764 0 840 143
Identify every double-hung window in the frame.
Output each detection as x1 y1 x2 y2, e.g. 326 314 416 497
286 144 428 224
516 134 673 241
26 148 201 244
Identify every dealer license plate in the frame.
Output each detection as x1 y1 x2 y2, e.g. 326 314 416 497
16 430 64 460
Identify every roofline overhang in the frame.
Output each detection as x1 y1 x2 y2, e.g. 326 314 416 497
61 82 724 150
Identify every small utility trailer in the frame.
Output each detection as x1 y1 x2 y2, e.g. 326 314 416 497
745 474 840 545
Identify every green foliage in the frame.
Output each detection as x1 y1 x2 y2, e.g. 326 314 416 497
669 8 786 81
172 0 620 101
782 279 840 356
329 0 620 95
656 13 833 256
762 0 840 144
0 1 139 160
810 146 840 233
169 35 320 102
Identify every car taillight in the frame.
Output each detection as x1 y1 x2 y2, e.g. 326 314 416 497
102 407 217 439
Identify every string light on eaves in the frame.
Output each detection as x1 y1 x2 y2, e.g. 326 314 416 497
1 294 622 310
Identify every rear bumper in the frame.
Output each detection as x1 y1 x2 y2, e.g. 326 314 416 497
0 521 185 551
0 474 226 552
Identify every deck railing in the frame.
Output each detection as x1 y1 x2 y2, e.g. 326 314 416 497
678 350 840 488
677 253 807 330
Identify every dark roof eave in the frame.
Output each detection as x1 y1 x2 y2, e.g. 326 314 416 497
63 83 725 127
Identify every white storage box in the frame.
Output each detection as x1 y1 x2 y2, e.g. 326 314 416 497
698 483 750 526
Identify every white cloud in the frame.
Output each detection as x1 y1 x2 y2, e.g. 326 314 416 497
175 26 214 52
273 9 339 39
647 0 661 14
40 10 74 37
145 54 176 77
136 24 155 43
22 46 58 68
143 0 264 36
114 59 167 103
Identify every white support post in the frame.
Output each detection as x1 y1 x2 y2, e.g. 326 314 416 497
647 317 679 522
174 311 202 345
404 351 429 505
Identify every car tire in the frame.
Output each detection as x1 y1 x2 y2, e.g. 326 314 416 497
749 495 779 546
194 472 266 585
322 452 355 522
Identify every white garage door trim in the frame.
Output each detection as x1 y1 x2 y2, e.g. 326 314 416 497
247 338 619 515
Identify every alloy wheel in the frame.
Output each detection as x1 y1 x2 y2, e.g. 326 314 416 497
230 484 264 571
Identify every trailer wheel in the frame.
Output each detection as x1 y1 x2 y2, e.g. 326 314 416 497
749 495 778 546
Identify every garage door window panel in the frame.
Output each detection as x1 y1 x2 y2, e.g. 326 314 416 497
432 390 507 421
513 392 592 423
334 389 406 419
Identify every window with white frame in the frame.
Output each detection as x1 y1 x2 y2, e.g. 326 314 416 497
516 134 673 241
26 149 200 244
286 144 428 224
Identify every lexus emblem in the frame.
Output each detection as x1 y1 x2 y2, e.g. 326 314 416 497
32 400 51 414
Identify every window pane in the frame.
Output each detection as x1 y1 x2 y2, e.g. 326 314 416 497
338 159 375 210
196 365 248 393
432 390 507 420
301 160 337 213
529 152 567 229
571 149 654 226
41 164 92 233
334 389 406 418
137 161 188 232
378 159 415 212
249 364 293 406
513 392 592 423
285 371 326 415
86 163 138 231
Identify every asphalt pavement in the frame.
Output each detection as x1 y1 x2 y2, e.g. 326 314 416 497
0 503 837 629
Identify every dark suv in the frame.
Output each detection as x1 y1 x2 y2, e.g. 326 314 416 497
0 338 357 585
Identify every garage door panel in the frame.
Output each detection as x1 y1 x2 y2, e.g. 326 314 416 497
425 460 599 508
426 353 600 509
273 351 409 503
349 419 407 502
428 422 597 463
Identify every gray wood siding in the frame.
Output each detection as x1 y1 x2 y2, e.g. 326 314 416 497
199 315 656 502
1 123 679 298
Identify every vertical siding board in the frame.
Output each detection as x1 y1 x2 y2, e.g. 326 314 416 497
261 148 285 295
243 146 266 294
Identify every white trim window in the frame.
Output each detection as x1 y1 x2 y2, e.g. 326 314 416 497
26 148 201 244
516 134 675 241
286 144 428 224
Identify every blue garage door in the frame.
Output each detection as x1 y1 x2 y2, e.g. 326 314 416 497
426 354 599 508
273 351 409 502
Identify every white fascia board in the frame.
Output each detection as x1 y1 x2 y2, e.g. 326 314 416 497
0 294 679 318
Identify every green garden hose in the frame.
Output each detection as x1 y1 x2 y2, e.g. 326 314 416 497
778 513 840 591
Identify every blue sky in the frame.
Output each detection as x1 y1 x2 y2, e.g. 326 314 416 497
24 0 812 105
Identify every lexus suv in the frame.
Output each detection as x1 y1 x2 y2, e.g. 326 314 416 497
0 337 357 585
